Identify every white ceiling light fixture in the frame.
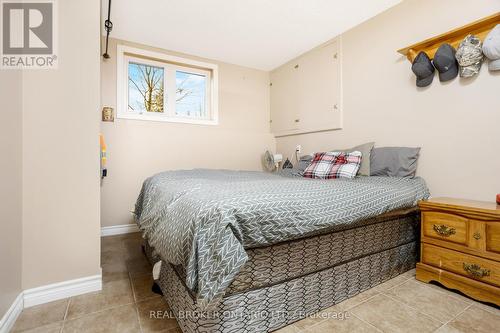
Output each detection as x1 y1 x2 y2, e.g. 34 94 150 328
103 0 401 70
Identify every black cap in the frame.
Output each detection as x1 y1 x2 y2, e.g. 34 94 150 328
411 51 435 87
433 44 458 82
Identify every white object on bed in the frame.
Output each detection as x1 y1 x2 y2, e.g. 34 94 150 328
153 261 162 280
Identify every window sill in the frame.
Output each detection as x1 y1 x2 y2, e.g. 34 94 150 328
116 113 218 126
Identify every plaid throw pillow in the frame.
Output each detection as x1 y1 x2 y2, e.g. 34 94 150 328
302 151 362 179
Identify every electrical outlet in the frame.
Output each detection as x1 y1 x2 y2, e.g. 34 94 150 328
295 145 302 154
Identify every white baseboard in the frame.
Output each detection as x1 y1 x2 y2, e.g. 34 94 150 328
23 274 102 308
0 293 23 333
101 224 139 237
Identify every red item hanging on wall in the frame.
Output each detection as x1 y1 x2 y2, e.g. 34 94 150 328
496 194 500 205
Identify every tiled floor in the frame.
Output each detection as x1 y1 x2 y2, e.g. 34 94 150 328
278 269 500 333
12 233 500 333
12 233 180 333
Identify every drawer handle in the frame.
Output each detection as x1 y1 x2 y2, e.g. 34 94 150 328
433 224 456 237
463 263 491 279
473 232 481 240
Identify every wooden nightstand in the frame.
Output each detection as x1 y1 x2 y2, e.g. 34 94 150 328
416 197 500 306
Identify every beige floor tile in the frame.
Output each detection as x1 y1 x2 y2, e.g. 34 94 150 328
350 294 442 333
293 315 324 330
434 324 464 333
421 281 500 316
400 268 416 279
137 297 179 333
274 324 301 333
417 281 474 304
160 327 182 333
126 257 153 278
334 288 380 311
435 305 500 333
471 301 500 317
63 304 140 333
123 237 145 260
101 235 126 253
101 261 130 283
304 312 379 333
121 232 142 240
385 279 470 322
18 321 64 333
293 304 351 330
293 310 330 330
12 299 68 332
66 278 134 319
101 249 127 266
162 327 182 333
373 273 412 292
131 273 160 302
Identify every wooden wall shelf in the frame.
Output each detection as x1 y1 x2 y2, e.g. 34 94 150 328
398 12 500 62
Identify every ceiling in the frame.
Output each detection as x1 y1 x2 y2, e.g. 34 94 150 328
102 0 401 70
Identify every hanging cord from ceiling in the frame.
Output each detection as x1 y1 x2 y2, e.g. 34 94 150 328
103 0 113 59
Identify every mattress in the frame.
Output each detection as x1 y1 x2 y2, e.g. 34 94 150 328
135 169 429 308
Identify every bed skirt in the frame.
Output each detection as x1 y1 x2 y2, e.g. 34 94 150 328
158 241 417 333
161 209 419 296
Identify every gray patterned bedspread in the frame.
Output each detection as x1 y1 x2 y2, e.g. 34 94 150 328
134 169 429 309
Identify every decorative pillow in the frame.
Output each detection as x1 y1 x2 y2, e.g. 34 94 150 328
330 142 374 176
303 151 362 179
370 147 421 178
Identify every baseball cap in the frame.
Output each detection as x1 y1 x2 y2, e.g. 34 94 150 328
456 34 484 78
433 44 459 82
483 24 500 71
411 51 435 87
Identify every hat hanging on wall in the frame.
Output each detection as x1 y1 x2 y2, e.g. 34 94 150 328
456 34 484 78
411 51 435 87
433 44 459 82
482 24 500 71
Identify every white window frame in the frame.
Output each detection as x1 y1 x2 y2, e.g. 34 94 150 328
117 45 219 125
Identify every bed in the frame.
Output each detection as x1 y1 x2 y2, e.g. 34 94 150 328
135 169 429 332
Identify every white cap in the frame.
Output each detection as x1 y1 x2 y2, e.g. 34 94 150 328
483 24 500 71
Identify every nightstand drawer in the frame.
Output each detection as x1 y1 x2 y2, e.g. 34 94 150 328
422 243 500 288
422 211 468 245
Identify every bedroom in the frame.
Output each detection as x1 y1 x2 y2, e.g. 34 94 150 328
1 0 500 332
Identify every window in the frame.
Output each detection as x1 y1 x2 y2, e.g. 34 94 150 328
117 45 218 125
128 61 165 113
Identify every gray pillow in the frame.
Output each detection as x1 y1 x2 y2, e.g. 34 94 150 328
370 147 421 178
330 142 375 176
291 155 313 175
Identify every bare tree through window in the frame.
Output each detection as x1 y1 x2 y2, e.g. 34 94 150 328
175 71 206 118
128 62 164 112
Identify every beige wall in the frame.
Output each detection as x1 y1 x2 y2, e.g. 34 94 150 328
100 38 275 227
21 0 101 289
276 0 500 201
0 71 23 317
